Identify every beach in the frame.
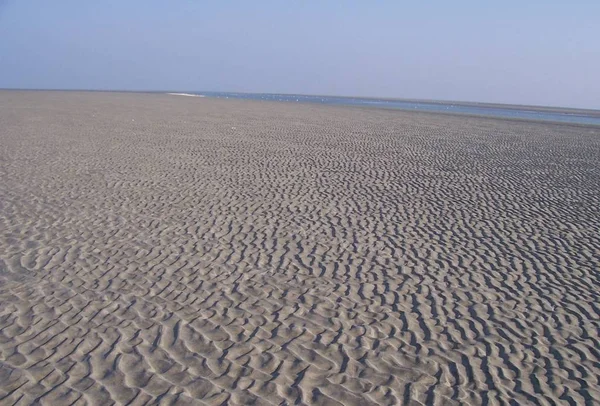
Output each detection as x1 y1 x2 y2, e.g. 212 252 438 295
1 91 599 405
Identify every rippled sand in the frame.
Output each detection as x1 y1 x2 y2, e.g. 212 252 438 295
1 91 599 405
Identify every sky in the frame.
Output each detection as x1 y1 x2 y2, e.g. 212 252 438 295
0 1 598 109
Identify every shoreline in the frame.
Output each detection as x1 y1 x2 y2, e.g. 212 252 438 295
167 92 205 97
1 89 598 130
1 88 598 118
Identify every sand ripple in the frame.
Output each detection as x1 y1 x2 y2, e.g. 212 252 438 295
1 91 599 405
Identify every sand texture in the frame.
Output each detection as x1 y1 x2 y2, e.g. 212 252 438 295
1 91 599 405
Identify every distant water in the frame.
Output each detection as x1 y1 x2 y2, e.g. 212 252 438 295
191 92 600 126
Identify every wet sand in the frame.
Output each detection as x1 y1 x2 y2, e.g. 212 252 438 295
1 91 599 405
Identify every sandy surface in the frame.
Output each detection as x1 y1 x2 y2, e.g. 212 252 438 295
167 93 205 98
1 91 599 405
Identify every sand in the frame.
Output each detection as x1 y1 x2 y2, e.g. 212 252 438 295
167 93 205 98
0 91 599 405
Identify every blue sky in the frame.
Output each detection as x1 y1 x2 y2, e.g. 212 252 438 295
0 1 598 108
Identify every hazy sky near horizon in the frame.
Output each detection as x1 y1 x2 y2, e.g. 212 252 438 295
0 1 598 109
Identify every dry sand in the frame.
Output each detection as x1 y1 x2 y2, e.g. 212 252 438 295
0 91 599 405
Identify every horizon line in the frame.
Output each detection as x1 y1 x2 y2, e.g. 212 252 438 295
1 87 599 113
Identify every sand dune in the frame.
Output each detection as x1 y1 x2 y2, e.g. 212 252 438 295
0 91 599 405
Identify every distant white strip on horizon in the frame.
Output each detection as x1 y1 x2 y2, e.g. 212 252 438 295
167 93 205 97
